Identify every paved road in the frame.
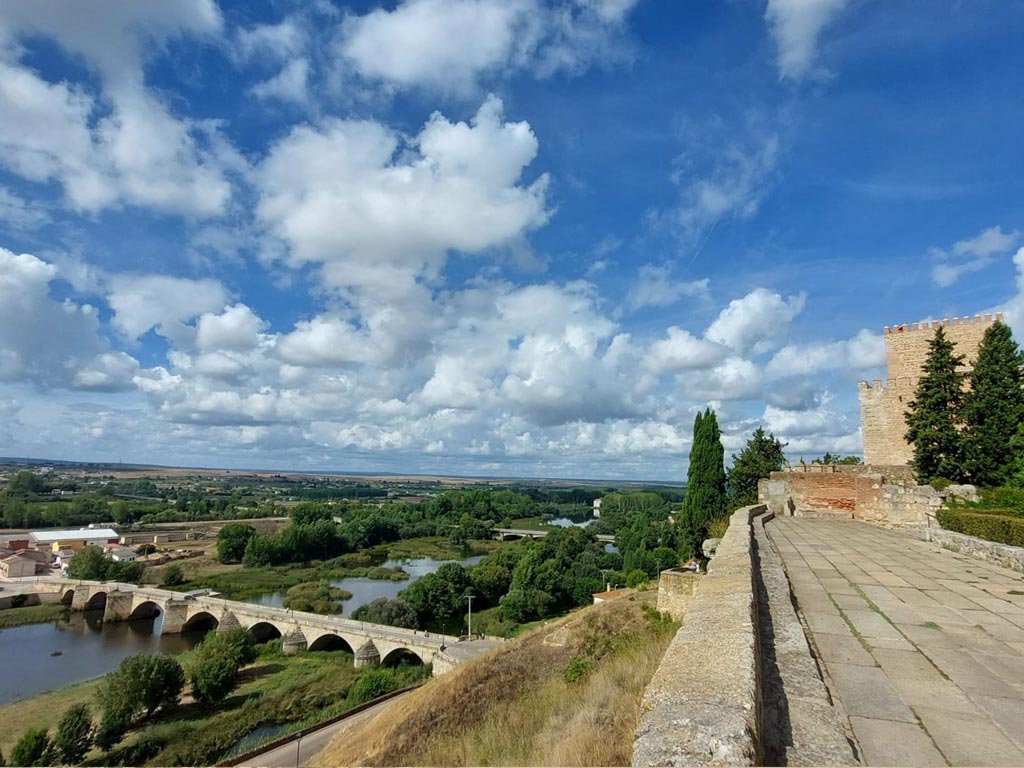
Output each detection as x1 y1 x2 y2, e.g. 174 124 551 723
768 518 1024 766
235 692 411 767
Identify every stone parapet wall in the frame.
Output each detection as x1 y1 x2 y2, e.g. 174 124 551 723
633 505 764 766
656 569 701 621
925 528 1024 573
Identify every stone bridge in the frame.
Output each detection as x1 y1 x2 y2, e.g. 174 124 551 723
31 577 462 673
492 527 615 544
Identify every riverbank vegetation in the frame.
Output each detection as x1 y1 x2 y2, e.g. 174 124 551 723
313 594 676 767
0 636 430 767
0 603 66 629
282 581 352 614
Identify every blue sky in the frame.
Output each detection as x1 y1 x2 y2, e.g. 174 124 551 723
1 0 1023 479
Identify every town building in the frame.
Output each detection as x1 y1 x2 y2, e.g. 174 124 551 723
105 546 138 563
0 553 37 578
29 528 120 552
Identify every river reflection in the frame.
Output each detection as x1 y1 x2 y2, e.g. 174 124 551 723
243 555 485 613
0 611 207 706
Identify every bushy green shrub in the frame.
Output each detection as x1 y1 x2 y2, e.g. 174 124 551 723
929 477 952 491
348 668 398 704
563 655 593 684
937 508 1024 547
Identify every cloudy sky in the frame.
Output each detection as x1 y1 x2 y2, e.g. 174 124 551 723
1 0 1023 479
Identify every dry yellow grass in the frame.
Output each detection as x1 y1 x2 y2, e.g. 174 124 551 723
312 593 675 767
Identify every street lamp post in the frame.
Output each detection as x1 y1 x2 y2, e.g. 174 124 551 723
465 593 474 639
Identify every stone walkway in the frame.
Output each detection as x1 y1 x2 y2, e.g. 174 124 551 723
767 518 1024 767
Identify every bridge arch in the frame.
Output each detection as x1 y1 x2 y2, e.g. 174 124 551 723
248 622 283 643
84 591 107 611
381 647 424 667
183 611 219 632
307 633 355 654
61 589 75 606
128 600 162 621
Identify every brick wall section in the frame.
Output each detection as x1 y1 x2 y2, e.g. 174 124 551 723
859 313 1000 465
767 471 857 512
761 471 975 529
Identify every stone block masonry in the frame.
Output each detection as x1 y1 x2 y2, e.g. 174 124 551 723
859 313 1001 466
656 568 701 621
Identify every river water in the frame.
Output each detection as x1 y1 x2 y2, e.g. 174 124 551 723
242 555 485 613
0 611 206 706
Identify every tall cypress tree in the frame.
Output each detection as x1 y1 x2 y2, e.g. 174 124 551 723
679 407 727 557
904 327 966 482
962 321 1024 486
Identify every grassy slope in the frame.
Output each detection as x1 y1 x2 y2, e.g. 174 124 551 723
312 592 676 767
0 678 103 755
0 603 67 629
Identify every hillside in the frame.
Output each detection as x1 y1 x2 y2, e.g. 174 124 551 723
311 592 677 767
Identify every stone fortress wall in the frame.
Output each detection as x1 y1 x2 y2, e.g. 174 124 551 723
859 313 1001 465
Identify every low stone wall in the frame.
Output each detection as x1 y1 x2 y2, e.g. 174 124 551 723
633 505 764 767
753 513 856 766
656 568 701 622
925 527 1024 573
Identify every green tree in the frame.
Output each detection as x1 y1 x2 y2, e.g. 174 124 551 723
350 597 418 628
189 655 239 704
399 563 472 625
66 547 110 581
962 321 1024 486
10 728 51 767
469 564 512 606
97 654 185 734
905 327 967 482
161 563 185 587
726 427 787 509
678 408 727 557
216 523 257 563
53 703 93 765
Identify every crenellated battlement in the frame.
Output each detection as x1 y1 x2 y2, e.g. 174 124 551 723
884 312 1002 335
857 376 917 391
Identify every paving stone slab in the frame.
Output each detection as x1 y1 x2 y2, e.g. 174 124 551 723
805 611 854 636
915 707 1024 766
813 634 876 667
826 663 916 723
847 717 947 767
844 609 906 640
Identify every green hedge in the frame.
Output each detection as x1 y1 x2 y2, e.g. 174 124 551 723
937 508 1024 548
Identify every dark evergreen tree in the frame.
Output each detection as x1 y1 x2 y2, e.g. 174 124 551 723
679 408 727 557
727 427 788 509
962 321 1024 486
904 327 966 482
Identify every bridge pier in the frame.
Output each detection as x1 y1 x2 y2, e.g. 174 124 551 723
218 610 242 632
354 640 380 668
282 627 307 655
161 601 187 634
103 590 134 623
70 588 92 612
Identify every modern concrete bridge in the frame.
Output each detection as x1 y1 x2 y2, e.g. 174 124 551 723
29 577 468 672
492 527 615 543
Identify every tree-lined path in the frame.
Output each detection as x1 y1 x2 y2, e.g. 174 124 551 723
768 518 1024 766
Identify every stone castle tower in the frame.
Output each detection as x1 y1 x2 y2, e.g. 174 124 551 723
858 313 1002 465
